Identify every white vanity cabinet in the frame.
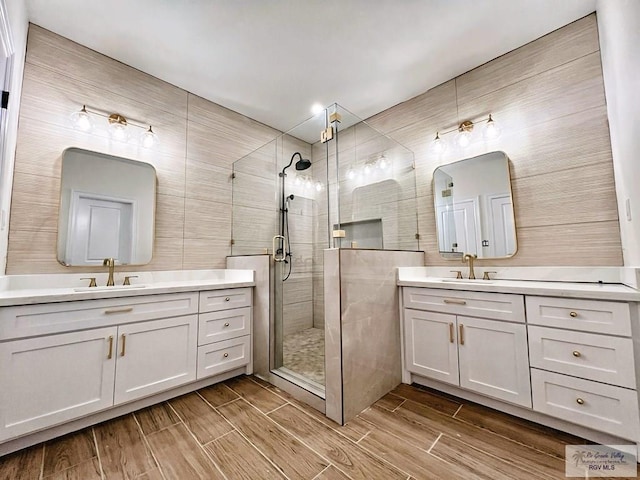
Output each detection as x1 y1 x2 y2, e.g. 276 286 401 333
196 287 252 379
0 326 118 441
0 292 199 441
403 287 532 407
526 296 640 440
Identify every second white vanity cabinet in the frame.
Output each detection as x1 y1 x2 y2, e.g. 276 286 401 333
403 287 532 407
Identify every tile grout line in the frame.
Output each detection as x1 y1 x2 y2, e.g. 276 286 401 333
39 444 45 480
201 427 238 447
265 402 290 415
212 395 293 480
392 399 407 412
91 427 105 480
195 389 241 410
268 401 411 480
164 400 231 480
310 464 332 480
132 409 168 480
356 430 371 445
427 433 443 454
452 404 464 418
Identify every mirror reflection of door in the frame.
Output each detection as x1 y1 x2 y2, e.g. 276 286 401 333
488 194 515 257
66 192 135 265
437 199 479 255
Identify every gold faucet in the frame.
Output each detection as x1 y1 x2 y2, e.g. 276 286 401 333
462 253 477 279
103 258 115 286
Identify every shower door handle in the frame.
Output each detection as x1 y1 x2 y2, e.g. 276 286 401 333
272 235 286 262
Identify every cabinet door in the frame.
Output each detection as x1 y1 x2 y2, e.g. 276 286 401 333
114 315 197 404
0 327 117 441
457 316 531 407
404 309 458 385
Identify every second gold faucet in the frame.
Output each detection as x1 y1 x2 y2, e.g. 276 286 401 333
103 257 115 286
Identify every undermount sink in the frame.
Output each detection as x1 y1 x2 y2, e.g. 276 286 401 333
73 285 147 292
438 278 494 285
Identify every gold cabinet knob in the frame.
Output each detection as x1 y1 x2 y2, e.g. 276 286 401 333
224 322 230 327
569 311 578 318
225 297 230 302
572 350 581 357
576 398 585 405
223 352 229 358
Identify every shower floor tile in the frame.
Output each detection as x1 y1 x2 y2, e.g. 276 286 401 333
283 327 325 385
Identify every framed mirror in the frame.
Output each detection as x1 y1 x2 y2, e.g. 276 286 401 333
433 151 517 259
57 147 156 266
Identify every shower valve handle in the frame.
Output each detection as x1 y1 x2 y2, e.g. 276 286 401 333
272 235 287 262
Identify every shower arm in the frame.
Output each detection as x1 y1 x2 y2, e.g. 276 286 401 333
279 152 304 247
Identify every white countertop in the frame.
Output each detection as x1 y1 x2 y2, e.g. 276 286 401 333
0 269 255 307
397 267 640 301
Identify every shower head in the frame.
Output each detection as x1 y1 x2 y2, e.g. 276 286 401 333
295 158 312 171
281 152 311 175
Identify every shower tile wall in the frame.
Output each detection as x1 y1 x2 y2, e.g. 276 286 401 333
8 24 279 274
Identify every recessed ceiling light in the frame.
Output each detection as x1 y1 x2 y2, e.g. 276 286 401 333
311 103 324 115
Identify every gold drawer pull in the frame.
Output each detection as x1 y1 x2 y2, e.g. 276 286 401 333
576 398 585 405
572 350 581 358
459 324 465 345
449 323 454 343
107 336 114 359
569 311 578 318
224 322 230 327
120 334 126 356
443 299 466 305
223 352 229 358
225 297 231 302
104 307 133 315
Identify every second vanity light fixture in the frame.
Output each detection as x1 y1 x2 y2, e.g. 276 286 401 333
431 114 500 153
70 105 158 148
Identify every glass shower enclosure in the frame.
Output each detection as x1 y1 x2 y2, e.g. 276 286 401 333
231 104 417 399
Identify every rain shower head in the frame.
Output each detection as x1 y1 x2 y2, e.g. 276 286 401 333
295 158 311 171
281 152 311 175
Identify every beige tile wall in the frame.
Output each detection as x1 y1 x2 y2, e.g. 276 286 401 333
367 13 623 266
8 14 622 274
7 25 278 274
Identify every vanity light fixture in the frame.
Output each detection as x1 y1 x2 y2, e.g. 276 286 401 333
430 114 500 152
70 105 159 148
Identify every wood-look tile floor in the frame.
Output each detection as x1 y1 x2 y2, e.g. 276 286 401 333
0 375 635 480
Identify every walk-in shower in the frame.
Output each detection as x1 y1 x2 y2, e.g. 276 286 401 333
230 104 418 401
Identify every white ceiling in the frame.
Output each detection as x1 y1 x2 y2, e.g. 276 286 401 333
25 0 596 133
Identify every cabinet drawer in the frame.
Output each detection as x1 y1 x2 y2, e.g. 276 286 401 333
197 335 251 379
525 296 631 336
403 287 525 322
199 288 252 313
528 326 636 388
531 369 640 440
0 292 199 340
198 307 251 346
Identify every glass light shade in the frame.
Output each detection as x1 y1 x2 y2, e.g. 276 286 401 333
346 168 356 180
378 155 390 170
431 133 447 153
304 177 313 189
70 106 93 132
363 163 374 175
109 122 129 141
315 181 323 192
140 126 158 148
484 115 501 140
457 130 472 148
